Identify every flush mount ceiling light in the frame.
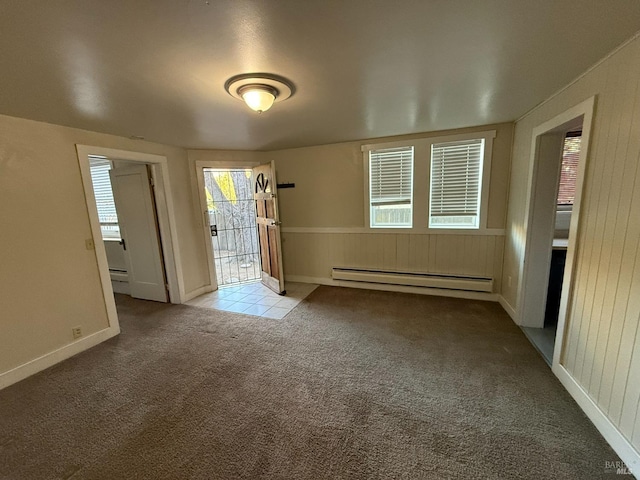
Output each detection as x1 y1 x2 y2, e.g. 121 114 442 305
224 73 295 114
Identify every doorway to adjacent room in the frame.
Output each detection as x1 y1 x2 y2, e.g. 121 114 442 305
518 97 594 368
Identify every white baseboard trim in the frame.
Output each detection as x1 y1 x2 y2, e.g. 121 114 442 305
286 275 498 302
552 363 640 478
497 295 517 321
182 285 214 303
0 325 120 391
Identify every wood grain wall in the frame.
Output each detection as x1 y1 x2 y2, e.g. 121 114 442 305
502 34 640 452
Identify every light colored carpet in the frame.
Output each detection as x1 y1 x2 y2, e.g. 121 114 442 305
0 286 619 479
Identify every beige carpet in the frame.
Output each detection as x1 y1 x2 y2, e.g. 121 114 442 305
0 286 620 479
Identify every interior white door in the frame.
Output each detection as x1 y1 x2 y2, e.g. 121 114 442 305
110 165 168 302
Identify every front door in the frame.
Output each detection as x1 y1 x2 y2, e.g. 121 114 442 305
253 161 285 294
110 164 168 302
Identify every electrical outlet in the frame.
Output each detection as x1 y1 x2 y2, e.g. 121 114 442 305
72 326 82 339
85 238 95 250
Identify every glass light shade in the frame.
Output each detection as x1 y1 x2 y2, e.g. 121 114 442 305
241 87 276 113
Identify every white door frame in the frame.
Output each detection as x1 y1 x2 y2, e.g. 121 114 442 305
517 97 595 363
194 160 261 292
77 145 185 328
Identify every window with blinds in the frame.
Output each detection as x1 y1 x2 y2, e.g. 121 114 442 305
89 157 121 239
369 146 414 228
557 133 581 206
429 138 485 228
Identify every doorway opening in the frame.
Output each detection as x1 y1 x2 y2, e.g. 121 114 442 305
77 145 184 336
203 168 261 287
518 97 595 368
522 131 582 363
88 156 168 303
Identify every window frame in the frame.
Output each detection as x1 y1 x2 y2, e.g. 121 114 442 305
362 130 495 233
428 137 486 229
556 132 581 209
368 145 415 229
88 156 122 241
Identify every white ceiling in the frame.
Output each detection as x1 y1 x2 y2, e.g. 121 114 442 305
1 1 639 151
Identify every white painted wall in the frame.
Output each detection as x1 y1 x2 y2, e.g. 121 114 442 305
0 113 208 378
267 123 513 291
502 34 640 456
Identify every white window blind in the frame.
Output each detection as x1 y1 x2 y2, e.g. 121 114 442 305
89 157 121 239
429 138 484 228
557 134 581 206
369 146 413 227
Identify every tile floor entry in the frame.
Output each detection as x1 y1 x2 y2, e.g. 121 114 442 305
186 281 319 319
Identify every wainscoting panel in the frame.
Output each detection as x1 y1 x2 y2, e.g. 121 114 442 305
282 232 504 293
502 33 640 462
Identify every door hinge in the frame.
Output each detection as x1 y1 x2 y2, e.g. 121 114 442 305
150 176 155 187
165 283 170 292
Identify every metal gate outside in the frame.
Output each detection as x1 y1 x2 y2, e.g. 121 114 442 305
203 168 261 287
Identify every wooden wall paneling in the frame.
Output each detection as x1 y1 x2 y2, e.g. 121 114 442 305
450 235 465 275
314 233 326 277
396 234 410 272
298 233 313 277
493 237 504 292
281 232 504 283
344 234 358 268
618 275 640 442
477 235 489 278
424 235 433 272
363 233 375 269
442 234 455 274
463 235 478 277
362 233 377 269
329 233 345 269
565 64 615 378
609 197 640 426
484 236 496 279
598 88 640 414
433 235 445 274
633 390 640 450
407 234 420 272
442 235 455 274
589 55 639 398
382 234 397 271
344 234 363 267
577 51 628 387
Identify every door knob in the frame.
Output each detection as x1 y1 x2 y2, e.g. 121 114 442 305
270 220 282 226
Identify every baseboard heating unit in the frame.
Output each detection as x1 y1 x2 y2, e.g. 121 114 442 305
331 267 493 293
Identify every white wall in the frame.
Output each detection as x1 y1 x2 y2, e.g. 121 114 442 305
269 123 513 292
0 114 208 378
502 34 640 454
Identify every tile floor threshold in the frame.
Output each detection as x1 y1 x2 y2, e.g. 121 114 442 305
186 281 318 319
